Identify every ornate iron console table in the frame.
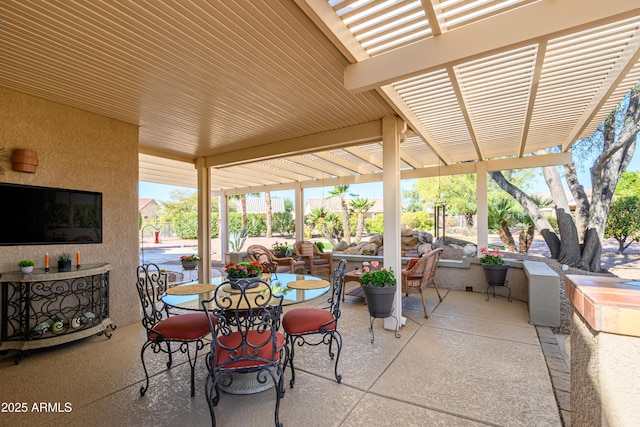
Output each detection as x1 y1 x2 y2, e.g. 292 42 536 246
0 263 115 363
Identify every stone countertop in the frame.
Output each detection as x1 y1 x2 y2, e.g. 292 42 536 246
566 274 640 337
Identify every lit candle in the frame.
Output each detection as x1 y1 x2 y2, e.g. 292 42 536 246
76 251 81 265
45 253 50 268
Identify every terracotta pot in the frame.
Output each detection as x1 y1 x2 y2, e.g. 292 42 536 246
11 149 39 173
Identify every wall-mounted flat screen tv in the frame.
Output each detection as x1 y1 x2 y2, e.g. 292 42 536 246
0 183 102 246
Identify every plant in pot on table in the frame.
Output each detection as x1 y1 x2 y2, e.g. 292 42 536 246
479 246 509 286
271 241 289 258
225 260 263 289
18 259 35 274
57 253 72 272
360 261 397 318
180 254 200 270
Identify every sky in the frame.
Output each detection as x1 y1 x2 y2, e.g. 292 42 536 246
139 146 640 203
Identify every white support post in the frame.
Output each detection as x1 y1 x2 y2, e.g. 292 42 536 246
382 115 405 331
294 184 303 242
476 161 489 250
220 192 229 263
196 158 211 284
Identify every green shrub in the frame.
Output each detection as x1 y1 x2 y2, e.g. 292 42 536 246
173 212 198 239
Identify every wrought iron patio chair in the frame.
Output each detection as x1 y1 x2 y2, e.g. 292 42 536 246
136 263 211 397
282 259 347 387
201 278 287 427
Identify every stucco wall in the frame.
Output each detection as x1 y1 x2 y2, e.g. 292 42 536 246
571 310 640 426
0 87 140 327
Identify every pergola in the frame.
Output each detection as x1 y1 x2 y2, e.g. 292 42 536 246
2 0 640 327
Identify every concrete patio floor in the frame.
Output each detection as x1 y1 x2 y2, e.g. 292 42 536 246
1 284 563 426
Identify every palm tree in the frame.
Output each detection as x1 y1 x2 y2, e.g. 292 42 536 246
265 191 272 238
328 185 354 245
349 198 375 244
488 198 517 252
306 208 340 245
514 195 552 254
229 192 259 237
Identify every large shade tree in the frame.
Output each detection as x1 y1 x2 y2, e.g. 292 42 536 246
604 171 640 254
491 84 640 271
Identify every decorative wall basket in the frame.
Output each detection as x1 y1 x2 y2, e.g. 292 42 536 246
11 149 39 173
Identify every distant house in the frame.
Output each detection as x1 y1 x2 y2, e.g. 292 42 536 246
139 198 160 221
230 198 286 214
532 187 593 217
304 198 384 218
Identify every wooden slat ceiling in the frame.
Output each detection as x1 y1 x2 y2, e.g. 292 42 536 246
1 0 639 193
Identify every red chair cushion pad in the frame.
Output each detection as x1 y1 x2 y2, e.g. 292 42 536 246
213 330 285 369
282 308 336 334
405 258 422 280
150 312 211 341
406 258 420 270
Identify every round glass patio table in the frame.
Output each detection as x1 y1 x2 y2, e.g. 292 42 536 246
161 273 330 311
161 273 330 395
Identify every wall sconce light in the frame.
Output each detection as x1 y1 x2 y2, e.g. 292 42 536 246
11 149 39 173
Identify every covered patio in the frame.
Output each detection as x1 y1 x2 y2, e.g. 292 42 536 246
1 287 567 426
1 1 639 425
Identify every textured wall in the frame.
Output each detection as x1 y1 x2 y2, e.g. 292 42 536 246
571 311 601 425
0 87 140 327
571 310 640 426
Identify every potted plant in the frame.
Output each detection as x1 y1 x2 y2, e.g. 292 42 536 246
271 241 289 258
479 246 509 286
58 253 72 272
180 254 200 270
225 261 262 289
18 259 35 274
360 261 397 318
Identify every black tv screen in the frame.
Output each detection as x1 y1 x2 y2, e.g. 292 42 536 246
0 183 102 245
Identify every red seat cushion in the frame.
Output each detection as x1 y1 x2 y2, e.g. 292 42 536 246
150 312 211 341
282 308 336 335
213 330 285 369
404 258 422 280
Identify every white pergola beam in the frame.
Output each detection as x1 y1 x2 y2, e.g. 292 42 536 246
344 0 640 92
222 152 572 196
205 120 382 168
